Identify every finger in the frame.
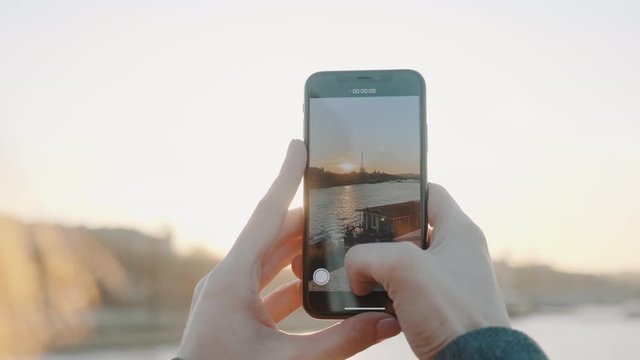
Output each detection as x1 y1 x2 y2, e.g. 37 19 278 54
296 312 400 360
261 235 302 289
291 254 302 280
262 207 303 262
260 208 303 288
427 183 472 249
228 139 306 270
185 274 209 323
427 183 486 250
263 280 302 323
427 182 464 227
345 242 420 298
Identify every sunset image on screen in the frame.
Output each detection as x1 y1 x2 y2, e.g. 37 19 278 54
306 96 422 292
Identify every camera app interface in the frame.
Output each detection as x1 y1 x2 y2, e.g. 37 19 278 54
307 95 421 293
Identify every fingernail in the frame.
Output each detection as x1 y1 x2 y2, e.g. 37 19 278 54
376 317 401 341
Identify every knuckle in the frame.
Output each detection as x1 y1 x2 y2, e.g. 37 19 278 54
193 273 209 297
392 242 420 267
384 242 421 286
460 216 488 244
444 213 486 241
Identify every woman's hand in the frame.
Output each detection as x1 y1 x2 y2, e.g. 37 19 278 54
340 183 511 358
176 140 401 360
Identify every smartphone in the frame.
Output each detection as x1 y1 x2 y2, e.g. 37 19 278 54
303 69 427 318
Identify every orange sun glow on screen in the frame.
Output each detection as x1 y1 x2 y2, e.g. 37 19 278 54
339 162 354 172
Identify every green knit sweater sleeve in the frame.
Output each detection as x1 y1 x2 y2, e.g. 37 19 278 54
435 327 548 360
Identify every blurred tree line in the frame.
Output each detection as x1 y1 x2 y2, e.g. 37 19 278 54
0 216 219 358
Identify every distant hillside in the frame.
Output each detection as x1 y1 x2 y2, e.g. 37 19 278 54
0 216 219 357
2 215 639 356
494 261 640 315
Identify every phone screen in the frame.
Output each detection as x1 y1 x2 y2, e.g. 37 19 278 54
304 70 426 316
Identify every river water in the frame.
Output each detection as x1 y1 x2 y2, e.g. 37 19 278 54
308 181 421 244
46 305 640 359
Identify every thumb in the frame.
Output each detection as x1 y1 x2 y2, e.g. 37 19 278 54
345 242 421 298
300 312 400 360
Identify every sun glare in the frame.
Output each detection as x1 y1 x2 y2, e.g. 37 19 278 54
339 162 354 172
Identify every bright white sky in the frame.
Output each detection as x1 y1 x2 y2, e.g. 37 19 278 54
1 0 639 273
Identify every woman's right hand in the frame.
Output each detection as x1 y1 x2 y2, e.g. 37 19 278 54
343 183 510 358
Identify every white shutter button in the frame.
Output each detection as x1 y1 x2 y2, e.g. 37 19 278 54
313 268 330 285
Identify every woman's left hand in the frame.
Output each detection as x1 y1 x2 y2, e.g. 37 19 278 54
176 140 401 360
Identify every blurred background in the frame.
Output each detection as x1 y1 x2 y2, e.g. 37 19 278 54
1 0 639 359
